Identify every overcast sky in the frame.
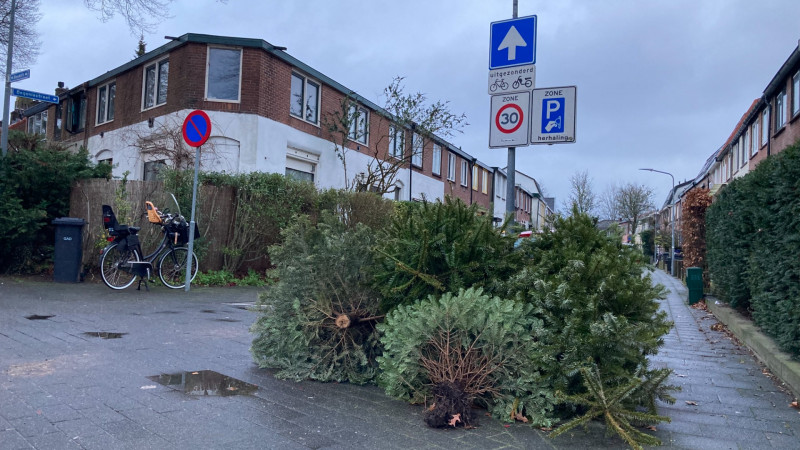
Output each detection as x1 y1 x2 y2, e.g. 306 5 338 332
20 0 800 211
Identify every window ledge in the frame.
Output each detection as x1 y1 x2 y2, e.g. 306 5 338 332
772 125 786 138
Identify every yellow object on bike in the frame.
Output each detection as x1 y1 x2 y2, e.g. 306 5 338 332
145 201 163 224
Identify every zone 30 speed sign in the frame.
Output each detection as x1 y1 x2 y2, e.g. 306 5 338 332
489 92 530 147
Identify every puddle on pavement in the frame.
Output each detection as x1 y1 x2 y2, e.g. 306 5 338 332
213 318 241 322
147 370 257 396
25 314 54 320
83 332 127 339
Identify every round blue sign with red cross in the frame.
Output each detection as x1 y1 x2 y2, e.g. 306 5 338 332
182 110 212 147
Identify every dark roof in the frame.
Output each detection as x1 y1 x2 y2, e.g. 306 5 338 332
764 43 800 97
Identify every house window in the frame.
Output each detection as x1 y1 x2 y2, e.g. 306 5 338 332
96 81 115 124
290 72 320 124
27 111 47 135
447 153 456 181
775 89 787 130
793 71 800 117
460 160 468 187
206 47 241 102
66 91 86 133
761 109 769 145
388 125 404 159
143 160 166 181
53 102 62 140
432 144 441 176
472 165 479 190
143 58 168 109
482 169 489 194
750 122 758 157
411 133 423 168
348 104 368 144
744 131 750 164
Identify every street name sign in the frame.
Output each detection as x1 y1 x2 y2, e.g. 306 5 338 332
11 88 58 104
530 86 577 144
10 69 30 83
488 64 535 95
489 15 537 69
489 92 530 148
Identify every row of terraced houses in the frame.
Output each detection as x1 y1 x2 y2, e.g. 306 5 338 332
9 33 554 230
649 40 800 260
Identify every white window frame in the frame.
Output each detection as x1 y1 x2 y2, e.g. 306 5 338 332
205 47 242 103
389 125 404 159
290 72 320 124
472 165 479 191
447 153 456 181
432 144 441 176
482 169 489 194
460 160 468 187
348 104 368 144
411 133 423 168
775 89 787 130
142 57 169 110
96 81 115 125
27 110 47 135
751 122 758 157
761 109 769 145
744 130 750 163
793 70 800 118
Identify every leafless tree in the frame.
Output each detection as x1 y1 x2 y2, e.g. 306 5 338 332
84 0 228 35
120 113 220 172
566 170 596 215
598 183 620 220
613 182 654 238
361 77 467 195
0 0 41 76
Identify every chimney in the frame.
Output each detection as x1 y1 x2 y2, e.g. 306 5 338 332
55 81 68 96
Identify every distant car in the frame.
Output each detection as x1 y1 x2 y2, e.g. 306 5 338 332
514 230 535 249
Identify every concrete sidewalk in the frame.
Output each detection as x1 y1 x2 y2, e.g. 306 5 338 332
0 272 798 449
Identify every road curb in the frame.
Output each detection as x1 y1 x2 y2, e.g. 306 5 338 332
706 295 800 400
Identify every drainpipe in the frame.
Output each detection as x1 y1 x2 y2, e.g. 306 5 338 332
408 123 416 202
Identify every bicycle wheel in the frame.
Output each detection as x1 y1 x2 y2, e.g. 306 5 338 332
158 247 199 289
100 243 140 290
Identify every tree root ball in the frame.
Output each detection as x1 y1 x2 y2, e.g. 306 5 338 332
335 314 351 329
423 381 475 428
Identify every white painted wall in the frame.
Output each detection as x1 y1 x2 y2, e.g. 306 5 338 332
86 109 445 200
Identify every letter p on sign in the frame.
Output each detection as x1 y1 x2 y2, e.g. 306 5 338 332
542 98 565 134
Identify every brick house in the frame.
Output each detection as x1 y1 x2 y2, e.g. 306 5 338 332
19 33 503 205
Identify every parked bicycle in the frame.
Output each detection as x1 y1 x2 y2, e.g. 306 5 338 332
100 195 199 290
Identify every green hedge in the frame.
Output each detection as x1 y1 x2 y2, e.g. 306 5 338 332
706 140 800 357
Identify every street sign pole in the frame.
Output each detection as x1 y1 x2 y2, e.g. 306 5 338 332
1 0 16 157
505 0 518 222
181 110 212 292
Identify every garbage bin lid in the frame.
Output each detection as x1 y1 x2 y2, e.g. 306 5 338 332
52 217 86 226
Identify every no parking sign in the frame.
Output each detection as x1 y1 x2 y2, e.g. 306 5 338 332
182 110 212 147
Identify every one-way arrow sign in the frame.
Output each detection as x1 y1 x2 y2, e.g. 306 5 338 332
497 26 526 61
489 15 537 69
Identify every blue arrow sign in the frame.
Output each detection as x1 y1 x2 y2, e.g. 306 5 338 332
489 15 537 69
11 88 58 104
10 69 30 83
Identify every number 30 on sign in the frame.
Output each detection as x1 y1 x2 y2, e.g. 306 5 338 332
489 92 531 148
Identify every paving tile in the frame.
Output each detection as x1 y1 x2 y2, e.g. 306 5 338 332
7 416 58 438
0 429 34 449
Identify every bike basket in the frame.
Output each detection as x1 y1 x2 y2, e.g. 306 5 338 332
145 201 162 224
176 222 200 245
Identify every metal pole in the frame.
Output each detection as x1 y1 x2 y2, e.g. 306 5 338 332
639 167 675 275
1 0 16 157
184 144 201 292
505 0 519 224
669 175 675 277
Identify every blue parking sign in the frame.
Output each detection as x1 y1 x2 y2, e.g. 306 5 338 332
541 98 564 134
489 16 537 69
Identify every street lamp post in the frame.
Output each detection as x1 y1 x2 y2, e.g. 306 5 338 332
640 168 675 277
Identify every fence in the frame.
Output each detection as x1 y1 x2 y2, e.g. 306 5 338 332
69 179 241 273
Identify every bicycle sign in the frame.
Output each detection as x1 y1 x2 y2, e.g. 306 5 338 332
487 64 535 95
489 92 530 148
